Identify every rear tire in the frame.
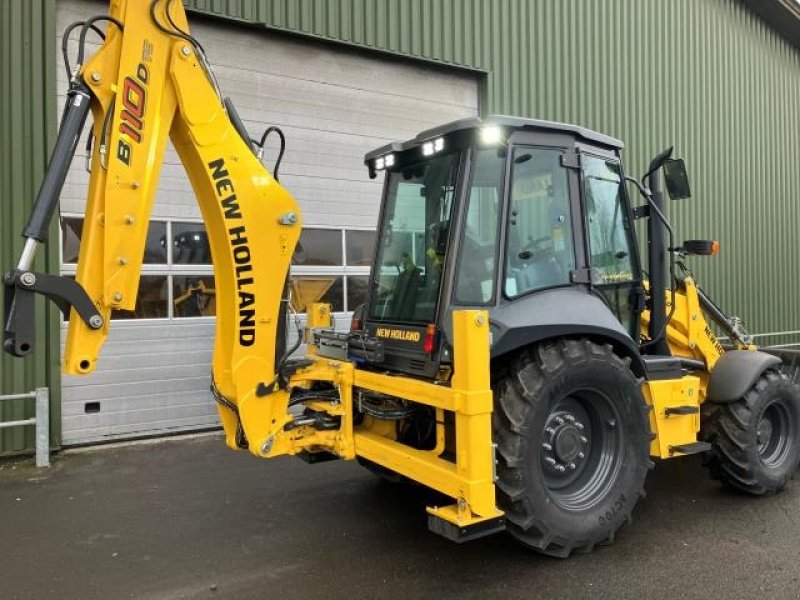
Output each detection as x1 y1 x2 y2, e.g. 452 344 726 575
702 369 800 495
493 339 652 557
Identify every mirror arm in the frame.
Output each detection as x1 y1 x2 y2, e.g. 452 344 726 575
640 146 674 187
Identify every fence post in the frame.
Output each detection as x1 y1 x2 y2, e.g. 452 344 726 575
35 388 49 468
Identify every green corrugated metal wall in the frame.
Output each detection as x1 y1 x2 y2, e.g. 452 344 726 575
185 0 800 343
1 0 798 453
0 0 61 454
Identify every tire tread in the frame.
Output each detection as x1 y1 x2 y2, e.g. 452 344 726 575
702 370 800 495
493 338 651 557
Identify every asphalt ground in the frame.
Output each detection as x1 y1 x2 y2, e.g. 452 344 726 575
2 434 800 600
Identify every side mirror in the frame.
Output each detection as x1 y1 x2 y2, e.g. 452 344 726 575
663 158 691 200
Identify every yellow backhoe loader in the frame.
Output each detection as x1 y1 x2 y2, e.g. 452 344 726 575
5 0 800 556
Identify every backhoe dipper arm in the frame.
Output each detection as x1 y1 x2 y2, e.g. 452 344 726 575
3 0 302 453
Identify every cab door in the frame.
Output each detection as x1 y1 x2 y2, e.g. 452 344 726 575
580 153 641 337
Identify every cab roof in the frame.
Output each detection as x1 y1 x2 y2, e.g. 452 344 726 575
364 115 624 163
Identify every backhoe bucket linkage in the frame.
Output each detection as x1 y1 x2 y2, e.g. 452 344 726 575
4 270 102 358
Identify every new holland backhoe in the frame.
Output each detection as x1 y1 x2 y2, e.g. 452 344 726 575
5 0 800 557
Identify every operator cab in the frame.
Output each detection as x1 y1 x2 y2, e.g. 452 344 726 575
352 116 643 379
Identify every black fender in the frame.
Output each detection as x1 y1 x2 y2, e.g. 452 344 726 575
479 287 646 377
706 350 782 404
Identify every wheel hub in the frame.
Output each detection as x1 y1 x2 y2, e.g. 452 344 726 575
554 426 583 463
542 412 589 476
757 402 792 467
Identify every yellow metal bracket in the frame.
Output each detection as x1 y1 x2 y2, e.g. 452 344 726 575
352 311 503 527
643 376 701 458
257 308 503 528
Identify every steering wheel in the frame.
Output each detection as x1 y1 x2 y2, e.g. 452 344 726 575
518 236 553 261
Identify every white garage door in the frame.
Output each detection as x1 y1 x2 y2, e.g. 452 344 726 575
57 0 479 445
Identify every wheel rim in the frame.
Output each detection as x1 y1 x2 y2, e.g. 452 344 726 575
757 400 793 468
540 390 623 511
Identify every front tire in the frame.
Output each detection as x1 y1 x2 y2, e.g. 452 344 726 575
493 339 652 557
702 369 800 495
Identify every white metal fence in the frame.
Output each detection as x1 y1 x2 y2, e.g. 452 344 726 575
0 388 49 467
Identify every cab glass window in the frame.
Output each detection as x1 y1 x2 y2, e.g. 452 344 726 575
369 151 460 322
504 147 574 297
583 156 635 283
454 148 505 304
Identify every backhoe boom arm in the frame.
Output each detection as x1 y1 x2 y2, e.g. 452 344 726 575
3 0 302 452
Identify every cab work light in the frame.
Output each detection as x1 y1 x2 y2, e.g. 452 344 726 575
374 153 395 170
422 137 445 156
479 125 504 146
